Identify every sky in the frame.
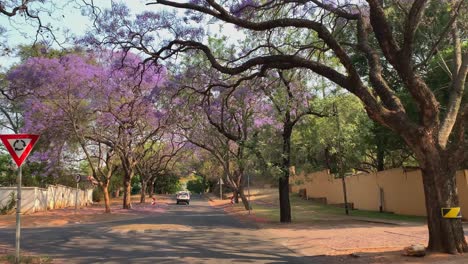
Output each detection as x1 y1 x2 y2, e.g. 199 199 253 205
0 1 145 69
0 0 241 71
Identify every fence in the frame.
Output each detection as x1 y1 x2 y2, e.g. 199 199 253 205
0 184 93 214
291 168 468 218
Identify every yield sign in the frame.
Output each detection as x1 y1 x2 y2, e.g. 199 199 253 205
0 134 40 167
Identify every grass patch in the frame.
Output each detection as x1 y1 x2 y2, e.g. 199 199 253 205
0 255 52 264
246 194 426 223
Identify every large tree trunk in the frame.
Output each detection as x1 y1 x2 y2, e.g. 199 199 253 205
233 189 239 203
140 180 147 203
123 177 132 209
238 186 250 210
148 179 155 198
279 125 292 223
279 176 291 223
120 155 134 209
102 183 111 213
417 142 468 253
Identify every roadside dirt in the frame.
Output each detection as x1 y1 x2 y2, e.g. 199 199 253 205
208 196 468 264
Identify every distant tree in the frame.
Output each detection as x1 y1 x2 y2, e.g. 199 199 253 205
136 135 185 203
255 70 328 222
153 172 182 194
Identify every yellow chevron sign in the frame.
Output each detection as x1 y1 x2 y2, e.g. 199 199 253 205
441 207 461 218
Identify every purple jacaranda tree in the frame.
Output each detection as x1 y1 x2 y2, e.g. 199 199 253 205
7 51 167 211
202 86 257 210
88 51 167 209
6 53 120 212
165 77 239 198
165 60 273 210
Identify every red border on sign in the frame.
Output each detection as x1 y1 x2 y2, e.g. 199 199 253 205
0 134 40 167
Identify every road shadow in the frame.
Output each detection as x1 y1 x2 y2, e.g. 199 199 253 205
0 224 318 263
0 197 318 263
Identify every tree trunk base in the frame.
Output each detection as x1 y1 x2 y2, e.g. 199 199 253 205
279 176 291 223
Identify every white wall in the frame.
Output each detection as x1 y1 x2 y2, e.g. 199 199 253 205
0 185 94 214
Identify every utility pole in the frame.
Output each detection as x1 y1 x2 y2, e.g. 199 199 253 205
335 103 349 215
74 175 81 214
247 174 251 215
219 177 223 200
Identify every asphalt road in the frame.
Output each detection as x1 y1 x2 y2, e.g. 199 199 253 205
0 195 321 264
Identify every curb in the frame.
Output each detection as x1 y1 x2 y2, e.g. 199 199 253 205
349 217 403 226
348 216 423 226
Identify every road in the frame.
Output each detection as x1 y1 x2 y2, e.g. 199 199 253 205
0 195 321 263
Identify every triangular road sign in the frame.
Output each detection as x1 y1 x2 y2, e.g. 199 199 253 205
0 134 40 167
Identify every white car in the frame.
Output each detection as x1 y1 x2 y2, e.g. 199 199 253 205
176 191 190 205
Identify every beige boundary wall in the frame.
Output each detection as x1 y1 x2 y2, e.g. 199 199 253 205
291 168 468 218
0 185 94 214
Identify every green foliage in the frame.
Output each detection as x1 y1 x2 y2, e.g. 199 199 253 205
154 173 182 194
1 254 52 264
186 176 206 193
291 93 418 174
16 43 84 62
131 175 141 194
92 188 103 203
292 94 372 173
0 192 16 215
109 169 123 195
131 184 141 195
0 153 15 186
0 152 56 187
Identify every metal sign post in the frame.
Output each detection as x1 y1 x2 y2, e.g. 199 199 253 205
75 175 81 213
0 134 40 264
75 183 79 213
15 165 22 264
218 178 224 200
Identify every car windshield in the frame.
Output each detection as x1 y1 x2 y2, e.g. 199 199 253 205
178 192 188 196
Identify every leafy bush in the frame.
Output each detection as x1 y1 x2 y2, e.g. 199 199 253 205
187 176 206 194
0 192 16 215
92 188 103 203
154 173 182 194
131 183 141 195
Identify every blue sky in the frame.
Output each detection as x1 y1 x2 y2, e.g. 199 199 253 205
0 0 241 71
0 1 148 69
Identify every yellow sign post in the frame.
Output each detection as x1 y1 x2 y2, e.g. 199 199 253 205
441 207 462 218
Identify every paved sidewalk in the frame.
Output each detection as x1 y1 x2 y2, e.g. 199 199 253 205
207 194 468 263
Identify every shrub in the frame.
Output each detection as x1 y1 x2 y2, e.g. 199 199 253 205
187 177 206 194
0 192 16 215
92 188 103 203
